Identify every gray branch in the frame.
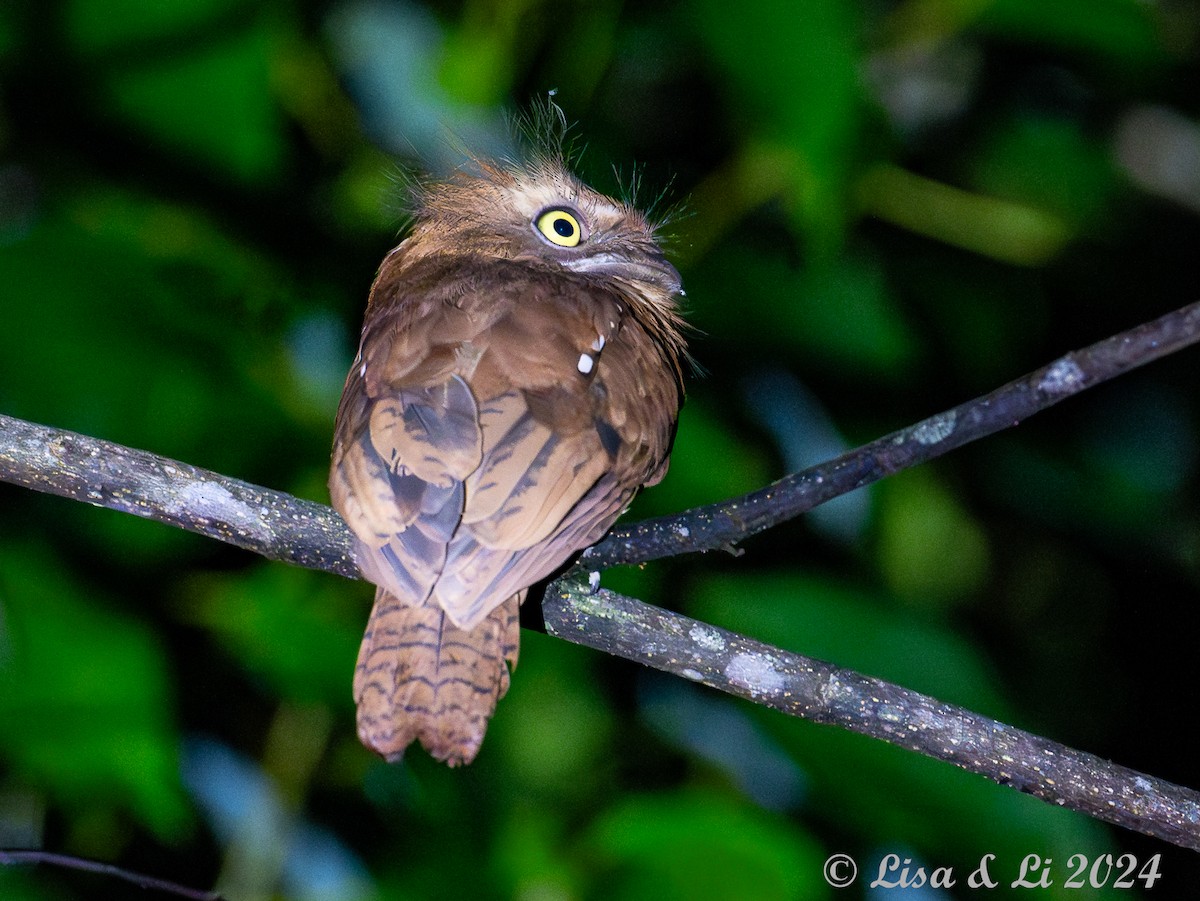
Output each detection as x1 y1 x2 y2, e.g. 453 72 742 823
0 413 359 579
3 299 1200 850
587 299 1200 568
544 581 1200 852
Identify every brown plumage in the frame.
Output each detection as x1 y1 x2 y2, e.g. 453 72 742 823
330 142 687 766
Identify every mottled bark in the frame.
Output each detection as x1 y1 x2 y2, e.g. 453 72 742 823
544 581 1200 851
587 300 1200 568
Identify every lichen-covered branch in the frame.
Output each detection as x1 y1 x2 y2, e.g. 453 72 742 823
586 299 1200 568
0 413 358 579
544 580 1200 851
3 299 1200 850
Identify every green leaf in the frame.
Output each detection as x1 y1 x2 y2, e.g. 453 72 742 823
969 115 1119 230
0 549 188 838
0 198 314 478
689 246 919 375
490 806 579 901
687 0 864 254
180 564 362 705
103 23 285 184
65 0 246 54
0 869 60 901
64 0 288 184
858 165 1073 265
486 631 616 800
876 468 992 609
585 791 826 901
978 0 1163 69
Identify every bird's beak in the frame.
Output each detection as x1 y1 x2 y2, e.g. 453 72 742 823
564 250 683 296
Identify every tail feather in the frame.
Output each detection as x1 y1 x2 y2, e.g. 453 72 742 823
353 588 522 766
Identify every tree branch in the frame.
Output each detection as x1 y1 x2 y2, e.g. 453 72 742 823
586 299 1200 568
2 300 1200 850
544 580 1200 852
0 849 224 900
0 412 359 579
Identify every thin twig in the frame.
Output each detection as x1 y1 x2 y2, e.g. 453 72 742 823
586 299 1200 568
0 849 224 900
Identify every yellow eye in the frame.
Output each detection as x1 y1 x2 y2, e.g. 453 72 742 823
535 208 583 247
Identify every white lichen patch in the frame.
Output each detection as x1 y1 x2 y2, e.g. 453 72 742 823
725 652 786 697
1038 358 1085 394
689 624 726 652
177 481 268 538
910 411 957 445
681 668 705 682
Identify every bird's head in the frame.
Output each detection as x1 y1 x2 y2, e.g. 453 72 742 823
400 157 682 300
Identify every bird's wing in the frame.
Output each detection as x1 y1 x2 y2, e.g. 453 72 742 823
332 263 676 631
330 292 486 605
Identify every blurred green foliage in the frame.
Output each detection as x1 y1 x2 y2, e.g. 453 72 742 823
3 0 1200 898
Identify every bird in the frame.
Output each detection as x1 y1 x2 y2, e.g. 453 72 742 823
329 129 688 767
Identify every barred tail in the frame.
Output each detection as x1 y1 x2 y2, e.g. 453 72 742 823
352 588 521 766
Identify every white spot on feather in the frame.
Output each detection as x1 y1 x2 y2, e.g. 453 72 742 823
592 334 606 352
577 353 594 374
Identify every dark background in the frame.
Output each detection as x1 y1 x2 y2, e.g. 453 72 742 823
3 0 1200 897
